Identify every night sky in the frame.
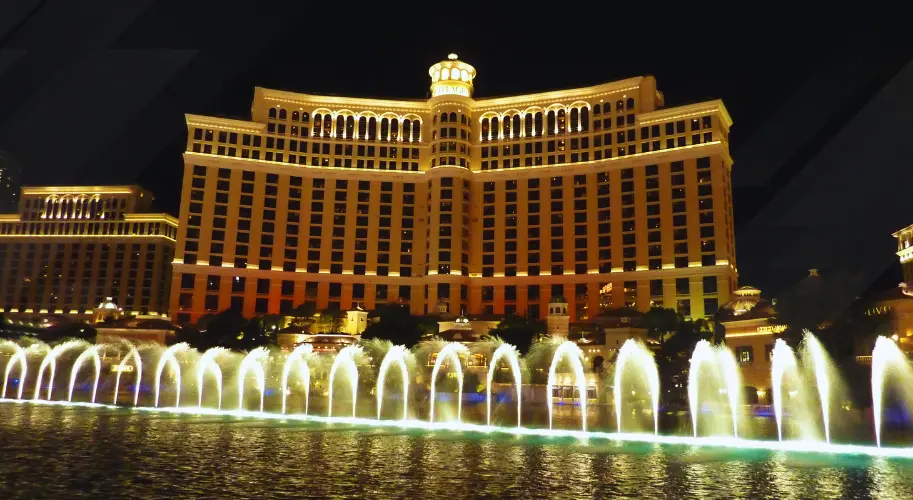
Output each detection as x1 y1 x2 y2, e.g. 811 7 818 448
1 2 911 302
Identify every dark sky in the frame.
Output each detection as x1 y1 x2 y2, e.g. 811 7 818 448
1 2 911 300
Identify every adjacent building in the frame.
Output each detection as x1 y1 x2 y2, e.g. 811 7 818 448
0 186 177 319
719 285 780 403
171 55 737 324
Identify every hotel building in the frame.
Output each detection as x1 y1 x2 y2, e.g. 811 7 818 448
0 186 177 318
171 55 737 324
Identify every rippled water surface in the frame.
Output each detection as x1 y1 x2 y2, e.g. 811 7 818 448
2 405 913 499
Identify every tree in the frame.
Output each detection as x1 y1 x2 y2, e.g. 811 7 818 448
361 304 427 347
286 302 317 328
489 314 546 354
642 306 679 348
314 308 346 333
774 269 863 346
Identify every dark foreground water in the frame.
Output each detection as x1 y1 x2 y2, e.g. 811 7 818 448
1 405 913 499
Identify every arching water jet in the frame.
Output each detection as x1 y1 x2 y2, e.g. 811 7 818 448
33 340 83 401
281 344 313 415
802 331 832 444
376 345 410 421
1 341 28 400
613 339 660 435
238 347 269 412
429 342 469 424
328 345 363 418
771 339 797 442
67 345 102 403
486 343 522 428
546 341 588 432
112 345 143 406
154 343 188 408
197 347 226 409
872 336 913 447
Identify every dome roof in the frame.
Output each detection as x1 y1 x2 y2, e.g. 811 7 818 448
95 297 120 311
719 286 776 320
549 295 568 304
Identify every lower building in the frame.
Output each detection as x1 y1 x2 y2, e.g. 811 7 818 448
719 286 780 404
0 186 177 319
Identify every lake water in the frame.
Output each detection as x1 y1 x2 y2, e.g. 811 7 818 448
2 404 913 498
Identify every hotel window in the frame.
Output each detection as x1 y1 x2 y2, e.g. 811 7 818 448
737 346 753 364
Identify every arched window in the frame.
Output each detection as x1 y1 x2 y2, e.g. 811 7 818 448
368 117 377 140
491 117 500 139
503 115 512 138
534 112 543 136
594 103 601 115
557 109 566 134
616 100 624 112
580 107 589 132
345 116 355 139
441 112 448 123
279 109 287 120
512 115 521 138
524 114 533 136
570 108 579 131
480 118 489 140
380 118 390 141
301 112 310 122
449 112 457 122
390 119 399 142
335 116 345 137
412 120 421 141
432 115 437 125
268 108 277 119
323 116 332 137
358 117 367 139
626 97 635 110
547 111 556 136
313 114 322 136
403 120 412 141
292 111 300 121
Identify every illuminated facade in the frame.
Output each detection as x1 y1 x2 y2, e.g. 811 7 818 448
171 55 737 324
719 286 780 403
0 186 177 318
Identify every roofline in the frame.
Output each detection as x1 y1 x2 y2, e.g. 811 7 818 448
892 223 913 238
20 186 148 196
185 114 265 132
256 87 428 113
473 77 647 110
638 99 733 129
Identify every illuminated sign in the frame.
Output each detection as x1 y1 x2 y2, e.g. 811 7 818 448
866 305 891 316
757 325 787 334
432 84 470 97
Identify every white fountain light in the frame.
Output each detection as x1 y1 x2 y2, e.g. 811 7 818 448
281 344 313 415
429 342 469 424
376 345 410 421
486 343 522 428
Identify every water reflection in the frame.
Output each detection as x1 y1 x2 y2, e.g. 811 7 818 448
1 405 913 498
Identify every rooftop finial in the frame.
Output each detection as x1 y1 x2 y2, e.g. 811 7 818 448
447 53 458 60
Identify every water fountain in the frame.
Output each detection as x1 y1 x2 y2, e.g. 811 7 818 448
2 341 28 400
872 335 913 447
688 340 741 438
429 342 468 424
281 344 313 415
238 347 269 412
545 340 587 431
486 342 522 428
613 339 660 434
154 343 188 408
376 345 410 421
328 345 362 418
197 347 226 409
113 345 143 407
3 333 913 460
33 340 84 401
67 345 102 403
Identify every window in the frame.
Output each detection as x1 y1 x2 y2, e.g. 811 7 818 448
737 346 753 364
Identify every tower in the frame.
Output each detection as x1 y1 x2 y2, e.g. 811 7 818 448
345 305 368 335
547 295 570 337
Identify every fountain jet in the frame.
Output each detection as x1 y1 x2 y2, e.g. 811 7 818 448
546 340 588 432
281 344 313 415
872 336 913 447
486 343 522 428
1 341 29 400
613 339 660 435
33 340 83 401
328 345 363 418
429 342 469 424
238 347 269 412
801 331 832 444
376 345 410 421
112 346 143 406
688 340 741 438
197 347 226 409
67 345 102 403
154 343 188 408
